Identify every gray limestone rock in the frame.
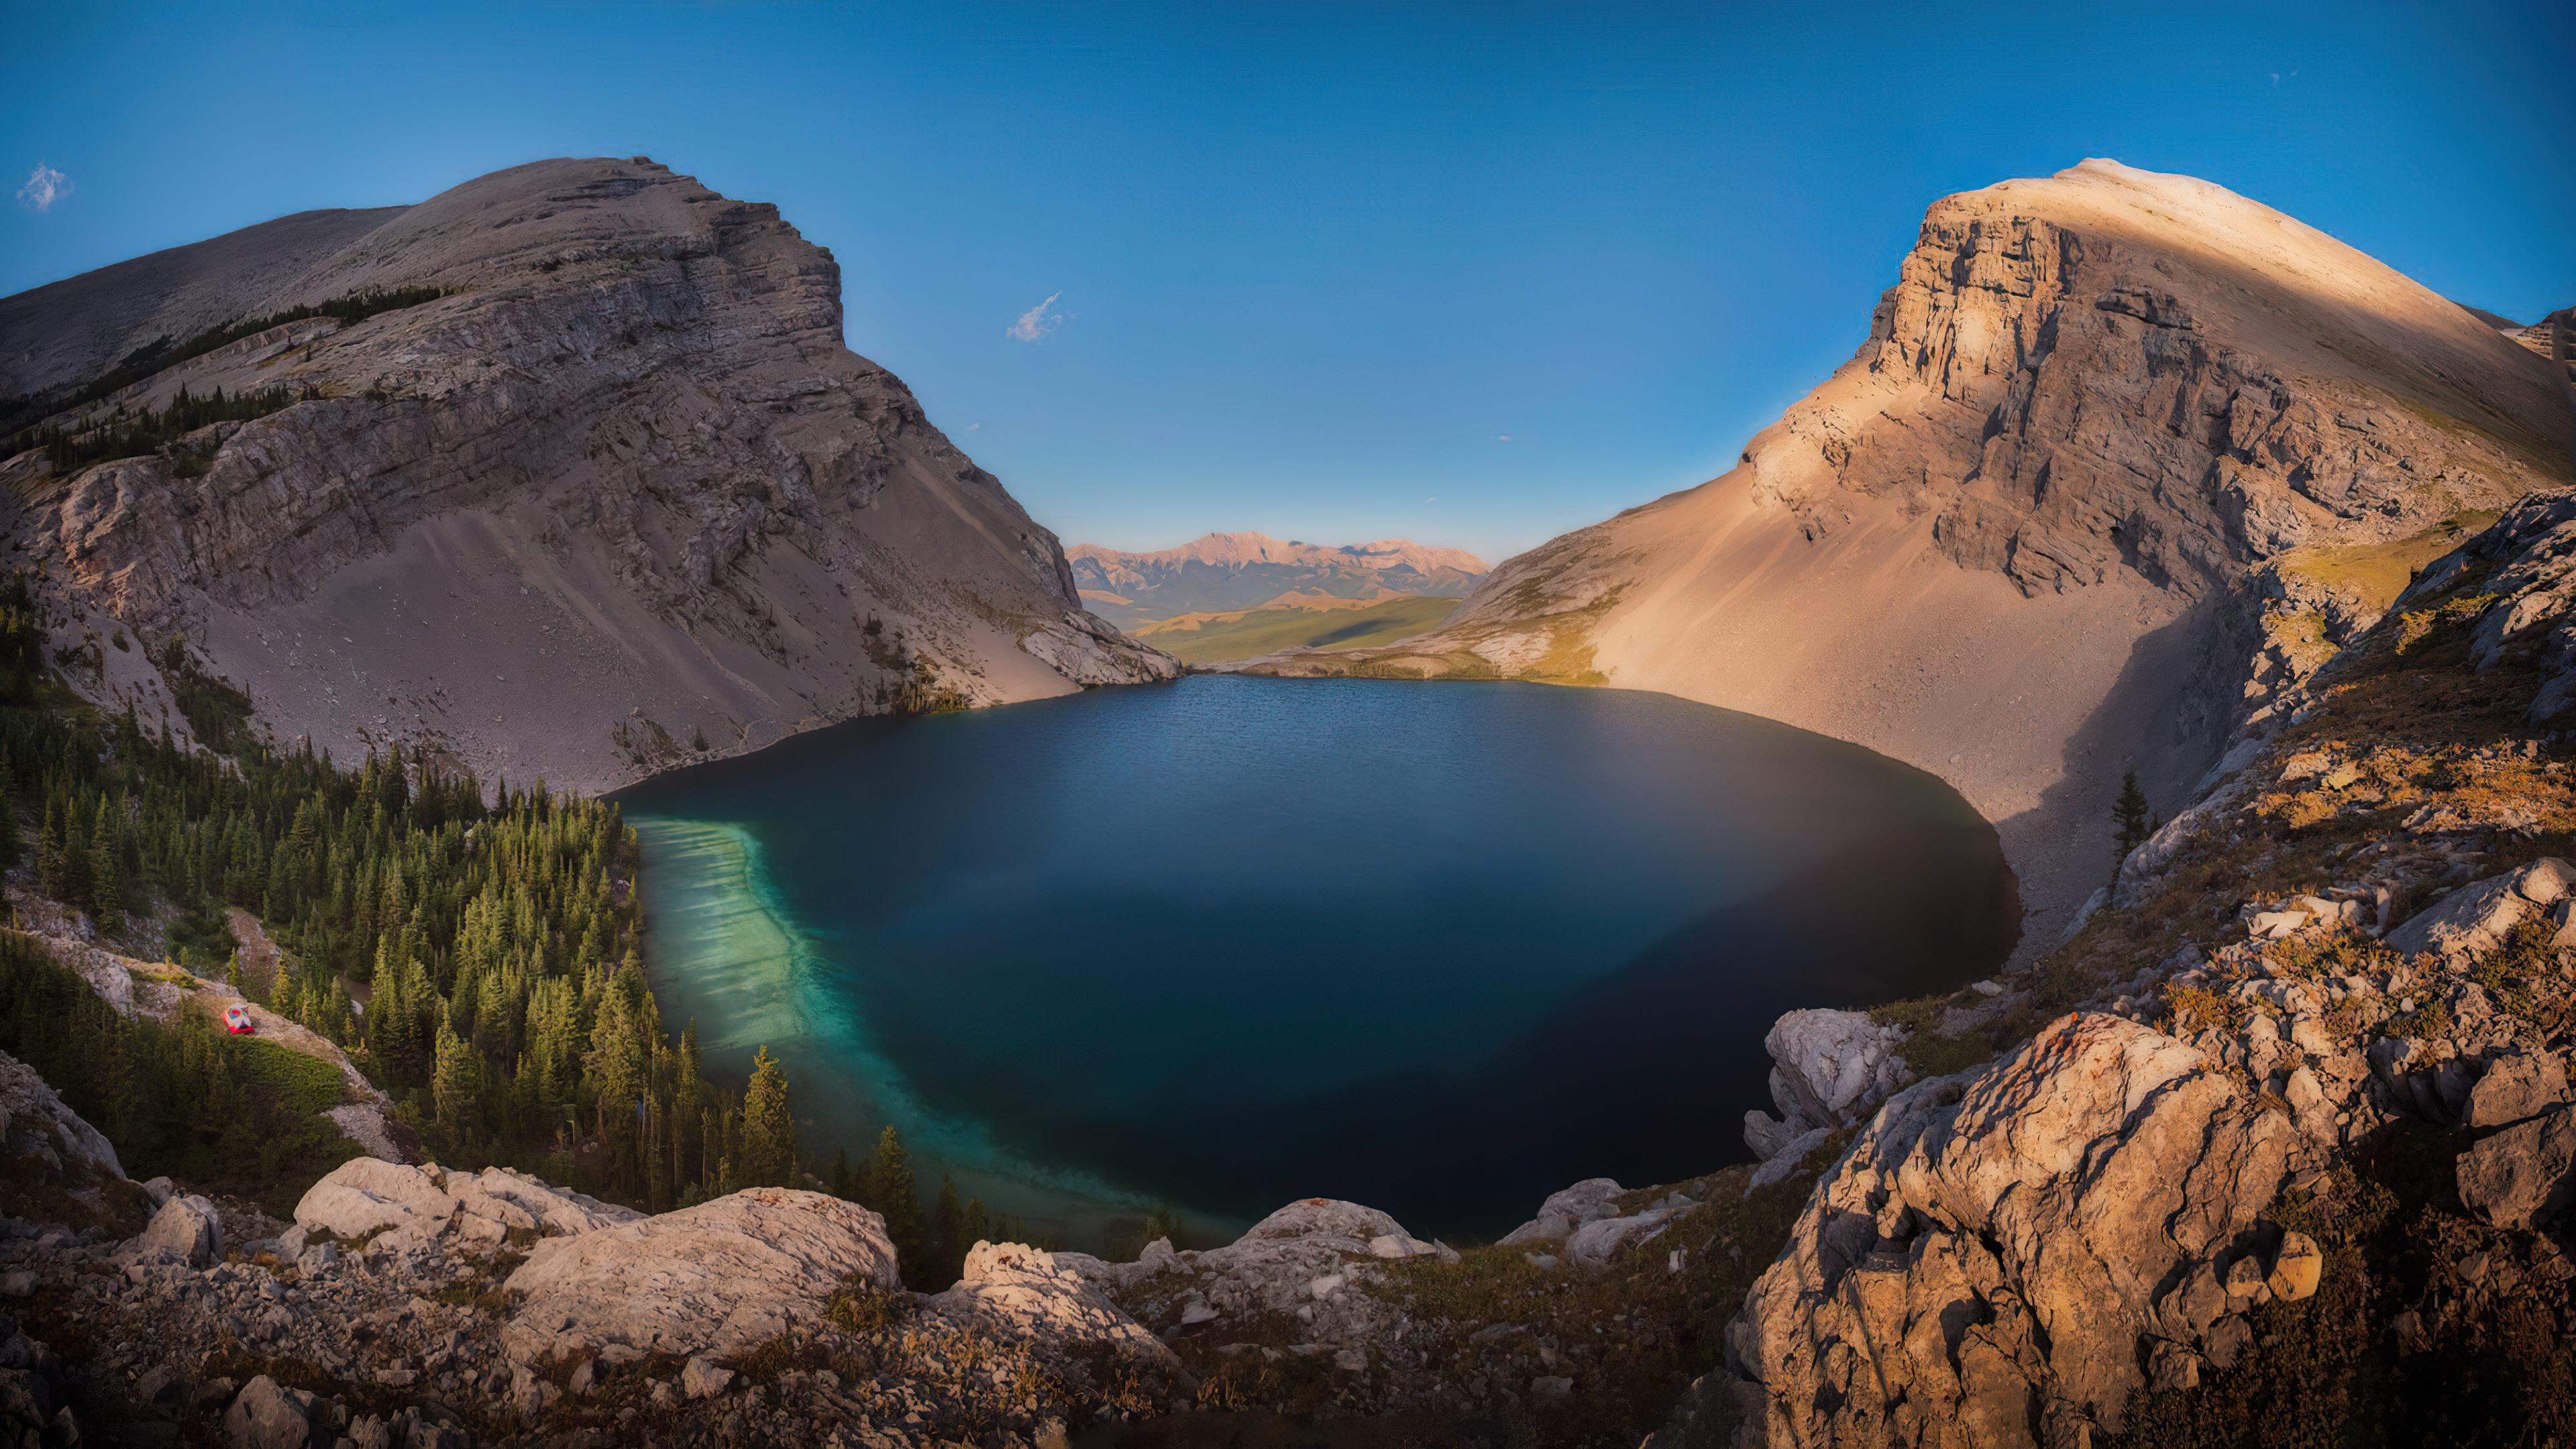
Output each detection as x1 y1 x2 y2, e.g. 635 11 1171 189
221 1374 313 1449
500 1187 899 1365
0 1049 125 1192
926 1240 1179 1372
125 1194 222 1269
1496 1179 1623 1246
293 1159 459 1243
1764 1009 1914 1134
2468 1052 2576 1129
682 1356 735 1399
2387 859 2575 961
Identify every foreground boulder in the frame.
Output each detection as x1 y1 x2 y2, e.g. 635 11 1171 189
1684 1012 2300 1446
929 1240 1183 1374
121 1193 223 1268
500 1187 901 1364
1061 1198 1453 1356
294 1159 641 1250
1742 1008 1914 1159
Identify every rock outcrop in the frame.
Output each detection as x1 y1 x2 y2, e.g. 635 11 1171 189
1653 493 2576 1446
0 1047 146 1232
1713 1014 2302 1443
1232 160 2574 946
498 1186 901 1365
926 1240 1183 1377
291 1158 639 1251
0 156 1175 794
1741 1008 1915 1160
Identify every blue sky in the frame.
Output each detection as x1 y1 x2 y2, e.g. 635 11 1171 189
5 1 2569 564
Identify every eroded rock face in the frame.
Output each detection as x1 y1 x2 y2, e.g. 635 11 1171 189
1496 1178 1624 1246
3 156 1175 794
500 1187 900 1364
2386 856 2576 961
1706 1013 2299 1445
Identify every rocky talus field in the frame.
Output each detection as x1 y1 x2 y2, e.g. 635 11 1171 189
0 156 1173 795
1228 159 2576 949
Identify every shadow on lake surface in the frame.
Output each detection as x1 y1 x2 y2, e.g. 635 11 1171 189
986 817 2018 1238
619 676 2020 1245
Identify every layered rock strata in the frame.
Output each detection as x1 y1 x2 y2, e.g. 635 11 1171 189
0 157 1174 792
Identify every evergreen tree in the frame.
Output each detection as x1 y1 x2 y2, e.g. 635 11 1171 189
865 1124 928 1284
739 1045 795 1188
829 1146 855 1201
2112 769 2156 864
433 1016 481 1144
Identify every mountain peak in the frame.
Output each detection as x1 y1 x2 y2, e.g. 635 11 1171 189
1066 531 1489 629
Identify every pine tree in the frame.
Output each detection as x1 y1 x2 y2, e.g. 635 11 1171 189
829 1147 855 1201
865 1124 926 1284
433 1016 482 1143
2112 770 2155 863
739 1045 796 1188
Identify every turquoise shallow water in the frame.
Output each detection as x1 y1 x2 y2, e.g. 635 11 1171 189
617 675 2017 1246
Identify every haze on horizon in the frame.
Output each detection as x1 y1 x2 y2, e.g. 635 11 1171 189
5 0 2567 564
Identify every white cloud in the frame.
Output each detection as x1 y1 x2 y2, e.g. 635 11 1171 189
1497 434 1511 441
1008 292 1063 342
966 423 980 431
17 163 70 213
1426 496 1438 503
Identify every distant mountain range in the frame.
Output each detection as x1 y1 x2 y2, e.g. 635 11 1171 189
1067 531 1488 629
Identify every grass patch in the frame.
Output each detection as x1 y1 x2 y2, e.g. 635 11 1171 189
2278 513 2502 619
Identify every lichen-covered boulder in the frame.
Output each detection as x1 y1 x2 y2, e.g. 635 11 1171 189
292 1159 459 1242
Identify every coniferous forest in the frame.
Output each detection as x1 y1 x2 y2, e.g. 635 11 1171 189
0 571 985 1287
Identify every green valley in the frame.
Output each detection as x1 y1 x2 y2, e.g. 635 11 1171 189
1130 593 1463 664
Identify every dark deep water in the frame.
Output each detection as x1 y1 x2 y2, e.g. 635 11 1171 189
616 675 2017 1247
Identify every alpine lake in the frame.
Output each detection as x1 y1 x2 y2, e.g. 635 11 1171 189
614 674 2019 1249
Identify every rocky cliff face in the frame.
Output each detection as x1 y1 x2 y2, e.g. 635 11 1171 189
0 157 1174 792
1232 160 2574 941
